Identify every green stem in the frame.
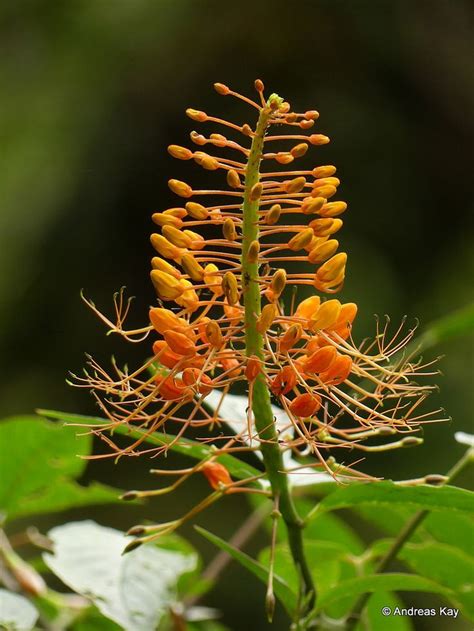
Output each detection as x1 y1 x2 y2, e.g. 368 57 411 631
241 97 316 613
345 446 474 629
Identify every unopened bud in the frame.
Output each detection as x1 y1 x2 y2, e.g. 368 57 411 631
167 145 193 160
309 134 330 145
271 269 286 298
284 176 306 194
168 179 193 198
290 143 309 158
275 152 294 164
186 108 207 122
150 270 183 300
319 201 347 218
312 165 337 178
316 253 347 283
402 437 423 447
302 196 326 215
205 320 224 348
310 217 343 237
308 239 339 264
254 79 265 92
266 204 281 225
185 201 209 219
312 184 337 200
214 82 230 95
257 303 277 333
250 182 263 201
248 240 260 263
181 254 205 281
223 218 238 242
163 225 192 248
222 271 239 305
288 228 315 251
201 461 232 489
227 169 241 188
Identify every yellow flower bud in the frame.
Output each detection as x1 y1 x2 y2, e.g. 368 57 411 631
308 239 339 264
223 218 238 242
186 108 207 122
318 201 347 218
167 145 193 160
150 270 183 300
247 240 260 263
181 254 205 281
185 201 208 219
205 320 224 348
310 299 342 331
227 169 241 188
266 204 281 225
290 143 309 158
313 177 340 189
256 303 278 334
312 165 336 178
214 82 230 95
309 218 343 237
151 256 180 278
271 269 286 298
250 183 263 201
288 228 315 251
150 233 186 261
222 271 239 305
317 253 347 283
275 152 294 165
204 263 223 296
149 308 186 334
168 179 193 198
309 134 330 145
284 176 306 194
302 197 326 215
312 184 337 199
152 212 183 228
194 151 219 170
162 225 192 248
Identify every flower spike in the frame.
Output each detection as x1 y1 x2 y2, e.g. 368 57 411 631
75 80 445 566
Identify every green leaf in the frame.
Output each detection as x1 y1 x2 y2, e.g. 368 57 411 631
302 506 364 555
311 482 474 518
0 416 122 521
358 592 414 631
195 525 297 616
424 512 474 557
43 521 198 631
354 505 423 540
314 573 453 613
0 589 39 631
7 479 121 521
70 607 121 631
259 540 345 598
372 540 474 620
38 409 263 484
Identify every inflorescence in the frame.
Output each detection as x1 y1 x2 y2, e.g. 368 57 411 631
73 80 444 546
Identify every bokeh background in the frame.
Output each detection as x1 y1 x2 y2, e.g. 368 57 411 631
1 1 473 629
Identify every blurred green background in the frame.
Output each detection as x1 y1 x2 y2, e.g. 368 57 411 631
1 1 473 629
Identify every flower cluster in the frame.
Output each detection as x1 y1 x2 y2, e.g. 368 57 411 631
74 81 443 542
